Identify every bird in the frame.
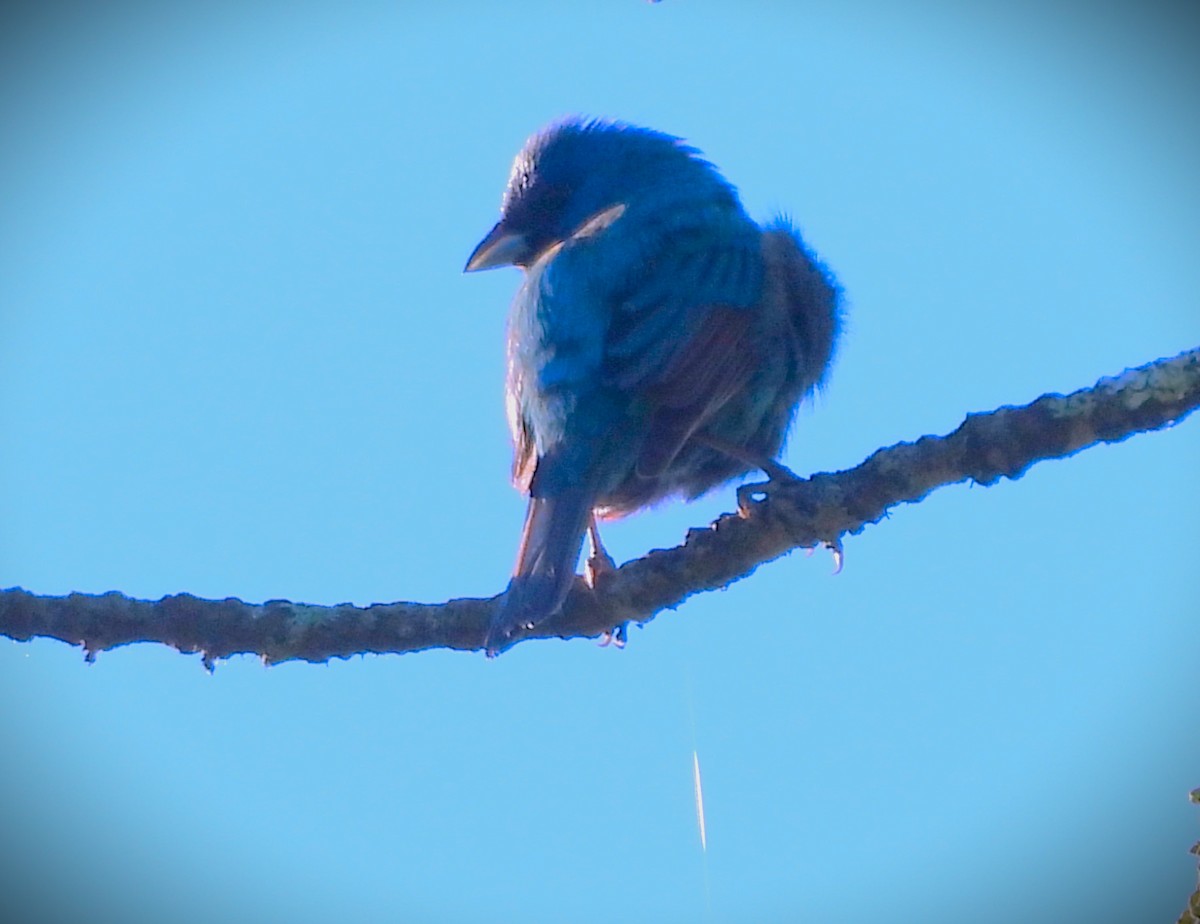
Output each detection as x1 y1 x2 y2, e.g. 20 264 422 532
465 118 842 655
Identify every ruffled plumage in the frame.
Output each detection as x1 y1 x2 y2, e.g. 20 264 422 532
465 118 842 653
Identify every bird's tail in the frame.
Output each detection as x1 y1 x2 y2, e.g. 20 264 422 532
485 487 594 655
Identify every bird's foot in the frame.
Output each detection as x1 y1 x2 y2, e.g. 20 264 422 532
804 538 845 573
597 623 628 648
692 434 803 517
737 457 805 512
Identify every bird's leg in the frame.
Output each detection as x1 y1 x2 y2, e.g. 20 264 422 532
583 515 616 589
693 432 803 484
697 432 844 570
584 516 627 648
694 433 803 515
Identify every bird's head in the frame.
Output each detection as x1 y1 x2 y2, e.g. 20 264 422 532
464 118 738 272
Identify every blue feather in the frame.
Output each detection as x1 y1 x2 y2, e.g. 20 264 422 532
465 118 843 654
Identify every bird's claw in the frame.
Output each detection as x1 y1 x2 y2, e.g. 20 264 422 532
737 481 766 517
736 457 805 517
597 623 628 648
804 539 845 573
826 539 844 575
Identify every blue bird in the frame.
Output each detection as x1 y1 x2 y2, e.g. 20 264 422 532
465 118 841 654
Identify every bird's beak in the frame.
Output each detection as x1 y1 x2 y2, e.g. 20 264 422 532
464 222 531 272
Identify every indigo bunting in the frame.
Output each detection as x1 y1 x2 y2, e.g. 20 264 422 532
465 119 841 654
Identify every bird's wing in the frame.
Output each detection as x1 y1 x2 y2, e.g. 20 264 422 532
506 360 538 493
504 247 612 493
603 228 764 477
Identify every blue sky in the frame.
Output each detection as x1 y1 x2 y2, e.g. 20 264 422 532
2 2 1198 922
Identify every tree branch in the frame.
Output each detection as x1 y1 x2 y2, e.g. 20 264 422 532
3 346 1198 666
1181 789 1200 924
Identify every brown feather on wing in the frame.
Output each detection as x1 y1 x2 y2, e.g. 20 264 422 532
635 305 760 478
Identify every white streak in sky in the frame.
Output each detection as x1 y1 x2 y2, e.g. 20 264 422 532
692 750 707 852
